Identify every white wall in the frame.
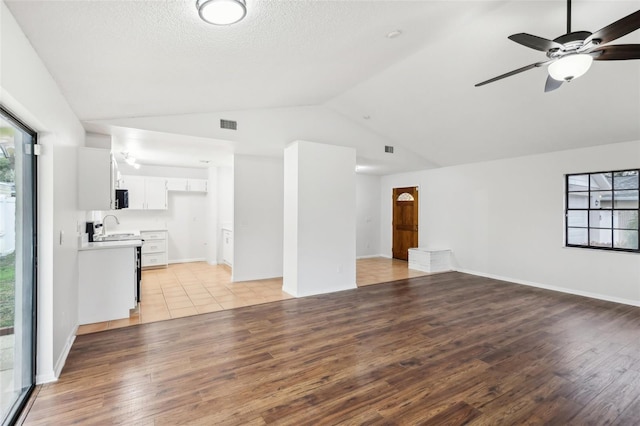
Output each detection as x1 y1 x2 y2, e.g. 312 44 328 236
216 166 233 263
381 140 640 305
1 1 86 382
206 167 219 264
283 141 357 297
218 166 234 230
233 155 283 282
117 162 207 179
52 146 80 373
356 174 381 257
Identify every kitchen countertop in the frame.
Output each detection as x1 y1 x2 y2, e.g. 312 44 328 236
79 239 143 251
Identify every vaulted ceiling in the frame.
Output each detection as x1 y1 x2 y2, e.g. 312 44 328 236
5 0 640 173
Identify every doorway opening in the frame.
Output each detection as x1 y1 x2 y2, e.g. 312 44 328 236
392 186 418 260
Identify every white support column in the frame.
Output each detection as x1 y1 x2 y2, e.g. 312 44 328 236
283 141 357 297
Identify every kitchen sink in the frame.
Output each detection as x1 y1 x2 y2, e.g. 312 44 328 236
94 233 140 242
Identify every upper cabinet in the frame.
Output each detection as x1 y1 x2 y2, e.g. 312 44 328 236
145 178 168 209
118 174 208 210
120 175 167 210
78 147 116 210
166 178 208 193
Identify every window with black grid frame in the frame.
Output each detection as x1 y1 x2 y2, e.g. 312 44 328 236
566 169 639 252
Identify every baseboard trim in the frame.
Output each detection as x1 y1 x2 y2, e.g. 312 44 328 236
53 325 77 380
356 254 386 260
168 258 206 264
455 268 640 308
36 372 56 384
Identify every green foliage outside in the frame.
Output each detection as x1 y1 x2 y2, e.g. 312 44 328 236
0 157 15 183
0 125 15 183
0 252 16 329
0 126 15 328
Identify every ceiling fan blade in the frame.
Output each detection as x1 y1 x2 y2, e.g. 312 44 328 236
508 33 564 52
590 44 640 60
544 75 563 92
475 61 548 87
586 9 640 45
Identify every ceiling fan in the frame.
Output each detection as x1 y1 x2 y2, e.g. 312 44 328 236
475 0 640 92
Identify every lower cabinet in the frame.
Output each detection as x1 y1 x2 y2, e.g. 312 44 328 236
78 246 137 324
141 230 168 268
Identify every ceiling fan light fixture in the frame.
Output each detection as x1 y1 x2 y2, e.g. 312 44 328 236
548 54 593 82
197 0 247 26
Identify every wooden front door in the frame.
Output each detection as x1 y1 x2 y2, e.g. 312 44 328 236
392 187 419 260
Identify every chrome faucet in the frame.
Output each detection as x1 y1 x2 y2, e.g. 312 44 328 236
102 214 120 235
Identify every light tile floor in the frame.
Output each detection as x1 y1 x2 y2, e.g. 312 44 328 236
77 257 428 335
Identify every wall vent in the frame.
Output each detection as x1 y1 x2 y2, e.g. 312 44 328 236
384 145 394 153
220 119 237 130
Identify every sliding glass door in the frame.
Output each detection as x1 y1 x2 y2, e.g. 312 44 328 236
0 107 36 425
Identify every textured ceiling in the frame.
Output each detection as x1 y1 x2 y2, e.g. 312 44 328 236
4 0 640 172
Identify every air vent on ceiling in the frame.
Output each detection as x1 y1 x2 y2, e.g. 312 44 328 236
384 145 394 154
220 119 237 130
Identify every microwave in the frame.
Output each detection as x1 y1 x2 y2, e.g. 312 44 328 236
115 189 129 209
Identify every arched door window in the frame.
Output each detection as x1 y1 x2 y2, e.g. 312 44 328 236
396 192 415 202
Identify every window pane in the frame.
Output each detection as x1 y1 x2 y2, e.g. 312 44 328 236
613 190 639 209
614 211 638 230
567 211 587 227
614 230 639 250
589 210 611 228
590 191 611 209
613 170 639 190
568 174 589 191
590 173 612 191
396 192 414 202
567 228 588 245
0 108 36 425
590 229 612 248
568 193 589 208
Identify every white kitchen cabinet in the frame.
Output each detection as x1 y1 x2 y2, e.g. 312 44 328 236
145 178 168 209
120 175 167 210
166 178 208 193
141 230 168 268
121 175 145 209
78 147 117 210
166 178 188 191
78 245 138 324
187 179 208 192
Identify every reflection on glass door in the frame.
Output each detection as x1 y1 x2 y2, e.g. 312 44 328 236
0 107 36 425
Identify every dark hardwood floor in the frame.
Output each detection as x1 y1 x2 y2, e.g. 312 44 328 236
25 272 640 425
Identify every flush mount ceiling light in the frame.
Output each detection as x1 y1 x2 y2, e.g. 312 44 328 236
548 54 593 82
197 0 247 26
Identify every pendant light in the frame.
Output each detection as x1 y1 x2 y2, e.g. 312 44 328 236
196 0 247 26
